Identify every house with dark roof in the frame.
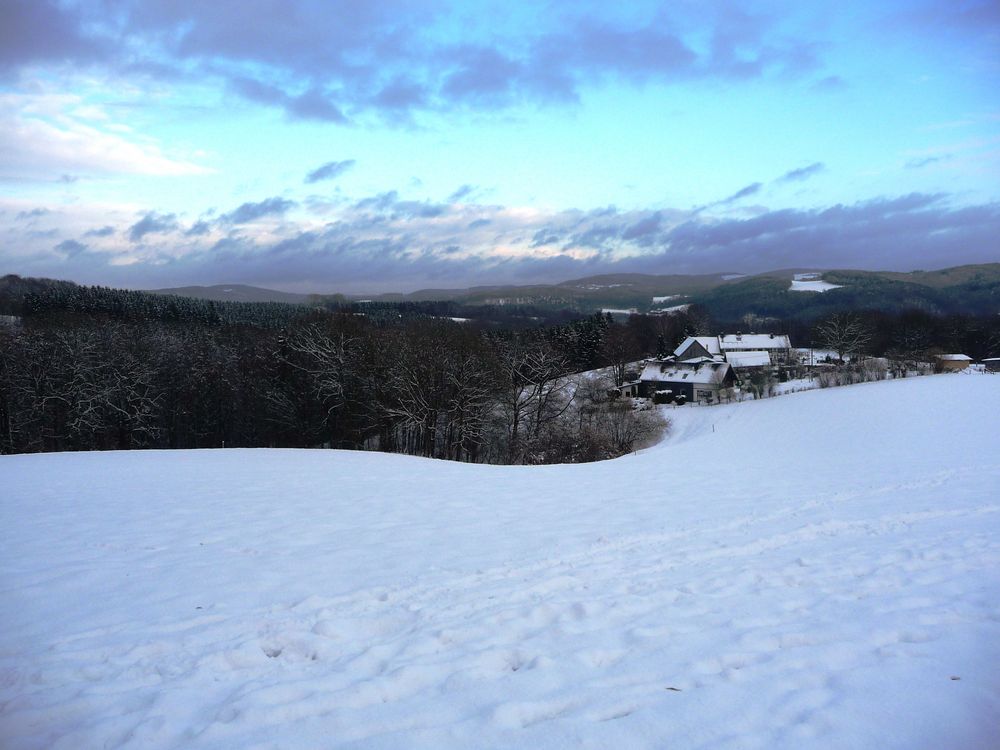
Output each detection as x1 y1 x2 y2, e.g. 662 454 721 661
639 358 735 404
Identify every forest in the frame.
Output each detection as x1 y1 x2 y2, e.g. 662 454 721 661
1 274 997 461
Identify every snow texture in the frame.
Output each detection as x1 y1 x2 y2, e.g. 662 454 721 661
720 334 792 351
2 376 999 749
725 350 771 368
789 273 843 293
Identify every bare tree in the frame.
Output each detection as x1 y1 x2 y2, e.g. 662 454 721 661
814 312 873 362
495 340 575 463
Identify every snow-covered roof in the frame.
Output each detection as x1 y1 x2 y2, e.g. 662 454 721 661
673 336 721 357
720 333 791 350
726 350 772 368
678 356 723 364
640 359 733 386
936 354 972 361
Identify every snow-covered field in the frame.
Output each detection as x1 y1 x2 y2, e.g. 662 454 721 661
789 280 843 293
789 273 842 293
2 376 999 749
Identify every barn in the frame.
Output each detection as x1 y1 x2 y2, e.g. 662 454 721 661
935 354 972 372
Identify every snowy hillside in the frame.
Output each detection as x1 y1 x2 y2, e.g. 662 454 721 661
2 375 999 749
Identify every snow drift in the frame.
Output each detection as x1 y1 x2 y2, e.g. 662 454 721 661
2 374 999 749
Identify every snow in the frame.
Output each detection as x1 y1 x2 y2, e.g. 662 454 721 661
651 295 679 304
650 303 691 314
795 348 844 364
789 273 842 293
674 336 723 357
721 333 791 350
600 308 638 315
3 376 1000 749
725 350 771 368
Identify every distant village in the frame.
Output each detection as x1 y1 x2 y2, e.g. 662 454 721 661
614 332 992 406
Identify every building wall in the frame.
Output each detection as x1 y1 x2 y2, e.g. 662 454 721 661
936 360 971 372
641 380 731 403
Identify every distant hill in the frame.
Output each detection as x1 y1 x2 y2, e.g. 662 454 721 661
355 265 1000 318
359 272 745 311
149 284 320 305
11 263 998 322
690 264 1000 320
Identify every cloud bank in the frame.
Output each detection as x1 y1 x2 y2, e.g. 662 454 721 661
5 190 997 293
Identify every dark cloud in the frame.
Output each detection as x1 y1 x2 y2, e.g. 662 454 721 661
906 154 952 169
621 212 662 242
719 182 763 205
185 220 212 236
354 191 448 219
893 1 1000 34
777 162 825 183
54 239 88 257
219 197 296 225
59 174 79 184
0 0 106 76
304 159 356 184
84 225 115 238
467 218 491 229
0 2 831 122
811 75 847 92
16 208 49 220
447 184 477 203
228 77 347 123
645 193 996 273
531 229 561 247
128 212 179 242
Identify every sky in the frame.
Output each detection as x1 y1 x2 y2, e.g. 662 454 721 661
1 0 998 294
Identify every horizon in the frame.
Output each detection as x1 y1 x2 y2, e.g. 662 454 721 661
1 1 999 293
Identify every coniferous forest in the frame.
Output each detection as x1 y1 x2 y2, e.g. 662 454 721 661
1 274 997 461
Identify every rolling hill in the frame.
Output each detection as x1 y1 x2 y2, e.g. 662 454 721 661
3 374 999 749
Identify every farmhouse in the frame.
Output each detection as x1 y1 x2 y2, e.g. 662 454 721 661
983 358 1000 373
935 354 972 372
673 336 723 361
640 359 735 404
719 333 792 363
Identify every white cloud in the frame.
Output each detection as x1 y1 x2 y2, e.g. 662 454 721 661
0 94 213 181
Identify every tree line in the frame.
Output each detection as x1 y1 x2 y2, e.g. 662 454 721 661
0 279 670 461
3 274 995 460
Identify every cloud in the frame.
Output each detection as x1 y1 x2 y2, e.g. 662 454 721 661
906 154 952 169
84 225 115 237
777 162 825 183
354 190 448 219
16 207 49 220
0 2 830 123
219 197 296 225
129 212 178 242
304 159 356 184
719 182 763 205
0 93 212 180
447 184 477 203
7 188 998 294
0 0 107 76
810 75 847 92
54 239 88 257
185 220 212 236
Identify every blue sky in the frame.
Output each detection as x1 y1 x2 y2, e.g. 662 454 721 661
1 0 998 293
